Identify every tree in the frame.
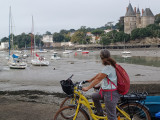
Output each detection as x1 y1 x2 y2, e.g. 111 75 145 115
155 13 160 24
35 34 43 48
105 30 117 43
53 32 64 42
1 37 8 42
91 29 104 37
13 33 31 48
114 31 125 43
115 17 124 31
131 28 140 40
86 27 95 32
60 29 68 34
100 36 111 45
68 29 75 33
104 30 130 44
138 28 152 38
147 24 160 30
85 36 91 44
71 31 85 44
115 22 124 31
64 33 71 42
45 31 52 35
78 26 87 33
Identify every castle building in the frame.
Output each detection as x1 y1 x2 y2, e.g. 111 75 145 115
124 3 155 34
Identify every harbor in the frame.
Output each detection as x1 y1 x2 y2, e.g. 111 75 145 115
1 48 160 119
1 49 160 92
0 0 160 119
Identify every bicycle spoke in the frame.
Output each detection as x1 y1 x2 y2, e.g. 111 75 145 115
54 106 89 120
120 103 151 120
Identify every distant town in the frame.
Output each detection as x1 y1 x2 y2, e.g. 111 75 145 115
0 3 160 50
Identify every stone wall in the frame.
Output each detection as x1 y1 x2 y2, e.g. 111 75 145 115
130 84 160 95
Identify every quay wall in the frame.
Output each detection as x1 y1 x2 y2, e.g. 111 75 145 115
17 44 160 51
0 83 159 96
42 44 160 50
130 83 160 95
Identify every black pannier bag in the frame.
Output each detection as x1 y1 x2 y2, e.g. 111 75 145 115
60 79 74 95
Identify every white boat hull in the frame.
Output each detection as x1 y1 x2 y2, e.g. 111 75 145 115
63 51 70 54
31 59 49 66
122 54 132 58
77 49 82 52
50 56 60 60
63 50 72 54
9 64 27 69
122 51 131 54
9 62 27 69
8 57 27 69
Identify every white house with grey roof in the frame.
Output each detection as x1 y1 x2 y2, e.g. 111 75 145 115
124 3 155 34
42 35 53 47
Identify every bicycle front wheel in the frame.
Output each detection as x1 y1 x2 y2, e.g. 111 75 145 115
54 105 90 120
120 102 151 120
60 97 76 108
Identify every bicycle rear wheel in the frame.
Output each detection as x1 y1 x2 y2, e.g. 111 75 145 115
120 102 151 120
54 105 90 120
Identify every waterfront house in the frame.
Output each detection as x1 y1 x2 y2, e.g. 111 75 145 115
0 42 9 50
42 35 53 47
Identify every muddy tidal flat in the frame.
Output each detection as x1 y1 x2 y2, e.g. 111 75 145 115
0 49 160 120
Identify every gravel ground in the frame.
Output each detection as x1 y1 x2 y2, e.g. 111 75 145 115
0 91 66 120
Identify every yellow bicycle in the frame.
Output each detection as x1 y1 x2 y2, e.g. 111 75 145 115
54 77 151 120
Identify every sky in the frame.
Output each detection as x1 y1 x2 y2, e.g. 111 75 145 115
0 0 160 39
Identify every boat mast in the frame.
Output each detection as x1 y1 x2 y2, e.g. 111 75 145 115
124 38 125 51
33 16 36 54
9 6 11 57
31 16 34 57
11 8 14 52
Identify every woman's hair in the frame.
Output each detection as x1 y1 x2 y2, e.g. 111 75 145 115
100 49 116 67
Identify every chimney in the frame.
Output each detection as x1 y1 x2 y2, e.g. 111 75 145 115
142 9 144 15
134 7 136 13
126 7 128 12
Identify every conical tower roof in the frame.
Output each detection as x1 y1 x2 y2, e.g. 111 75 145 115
125 3 136 17
137 8 140 14
142 8 154 17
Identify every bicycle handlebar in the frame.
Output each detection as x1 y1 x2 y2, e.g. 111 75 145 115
74 81 89 90
67 74 74 81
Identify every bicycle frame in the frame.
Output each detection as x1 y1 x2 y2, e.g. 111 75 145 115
72 87 131 120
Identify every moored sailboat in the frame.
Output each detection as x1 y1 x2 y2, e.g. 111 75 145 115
8 7 27 69
121 38 131 55
9 54 27 69
30 16 49 66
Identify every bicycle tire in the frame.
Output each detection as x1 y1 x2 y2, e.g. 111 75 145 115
60 97 74 108
54 105 90 120
119 102 151 120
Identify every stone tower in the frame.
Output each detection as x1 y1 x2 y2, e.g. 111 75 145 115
136 8 141 28
124 3 155 34
141 8 155 28
124 3 136 34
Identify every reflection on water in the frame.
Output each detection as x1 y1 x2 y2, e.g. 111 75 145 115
112 55 160 67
